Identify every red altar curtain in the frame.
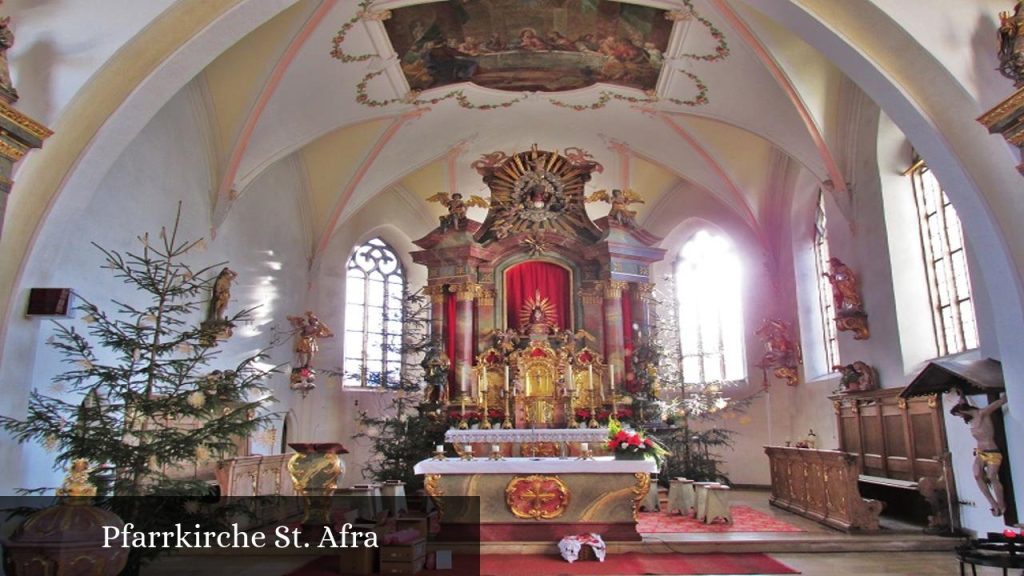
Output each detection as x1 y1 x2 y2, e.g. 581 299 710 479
505 262 571 331
444 289 457 392
622 288 634 376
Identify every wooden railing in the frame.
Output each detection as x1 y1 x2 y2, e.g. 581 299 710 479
765 446 883 532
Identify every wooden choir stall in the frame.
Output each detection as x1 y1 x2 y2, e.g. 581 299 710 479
410 146 666 540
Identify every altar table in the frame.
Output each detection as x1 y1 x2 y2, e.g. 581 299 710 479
414 456 655 541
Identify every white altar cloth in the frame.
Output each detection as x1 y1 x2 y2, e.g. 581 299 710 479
413 456 656 475
443 428 610 444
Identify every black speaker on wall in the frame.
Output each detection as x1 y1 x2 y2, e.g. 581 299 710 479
26 288 74 317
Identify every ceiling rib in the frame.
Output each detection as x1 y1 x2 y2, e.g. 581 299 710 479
211 0 337 230
709 0 847 193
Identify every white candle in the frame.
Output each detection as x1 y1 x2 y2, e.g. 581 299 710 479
568 365 574 391
492 444 500 453
504 365 510 391
464 444 472 453
588 365 594 390
610 364 615 390
482 366 488 392
581 442 589 451
436 445 444 453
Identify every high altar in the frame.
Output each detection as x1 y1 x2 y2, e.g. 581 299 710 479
412 145 665 429
412 146 666 540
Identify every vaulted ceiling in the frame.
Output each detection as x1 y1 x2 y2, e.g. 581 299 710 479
162 0 857 258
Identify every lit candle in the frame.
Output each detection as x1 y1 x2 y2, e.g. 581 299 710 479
482 366 488 392
504 365 510 392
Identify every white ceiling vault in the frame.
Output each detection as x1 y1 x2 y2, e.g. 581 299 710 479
62 0 862 262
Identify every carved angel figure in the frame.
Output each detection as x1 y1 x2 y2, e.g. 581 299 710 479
833 361 876 392
587 188 644 228
426 192 489 232
208 267 237 322
288 311 334 367
823 257 863 313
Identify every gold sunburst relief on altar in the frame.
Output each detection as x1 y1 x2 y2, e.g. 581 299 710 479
520 289 557 335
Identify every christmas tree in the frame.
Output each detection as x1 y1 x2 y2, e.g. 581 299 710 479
350 290 447 492
644 277 754 484
0 206 277 497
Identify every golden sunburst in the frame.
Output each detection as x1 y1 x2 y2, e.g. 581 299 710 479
520 289 557 330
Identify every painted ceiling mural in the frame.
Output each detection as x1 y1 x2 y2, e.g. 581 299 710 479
383 0 673 93
331 0 729 111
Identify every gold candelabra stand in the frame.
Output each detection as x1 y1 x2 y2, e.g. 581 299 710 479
588 392 599 428
480 389 492 430
566 390 578 428
502 389 513 429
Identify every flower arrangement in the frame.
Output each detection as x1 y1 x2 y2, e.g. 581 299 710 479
486 408 505 426
446 409 482 427
607 421 667 462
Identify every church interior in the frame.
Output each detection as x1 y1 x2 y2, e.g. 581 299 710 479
0 1 1023 575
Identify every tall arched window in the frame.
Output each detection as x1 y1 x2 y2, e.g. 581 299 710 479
676 230 745 385
909 160 979 355
343 238 404 387
813 192 840 369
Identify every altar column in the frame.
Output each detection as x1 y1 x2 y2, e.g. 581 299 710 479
581 283 605 353
602 281 627 390
476 285 496 353
424 285 447 341
452 283 481 399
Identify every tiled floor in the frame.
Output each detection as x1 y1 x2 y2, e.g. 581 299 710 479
141 488 1005 576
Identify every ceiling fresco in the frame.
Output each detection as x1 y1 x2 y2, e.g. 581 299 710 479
382 0 673 93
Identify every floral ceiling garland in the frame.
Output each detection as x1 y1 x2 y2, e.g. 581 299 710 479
333 0 729 112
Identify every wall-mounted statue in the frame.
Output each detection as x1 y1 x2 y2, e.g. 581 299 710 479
755 318 801 387
999 1 1024 87
833 361 877 393
951 394 1009 517
200 267 237 347
0 9 18 103
824 257 869 339
426 191 489 232
288 311 334 368
587 189 645 229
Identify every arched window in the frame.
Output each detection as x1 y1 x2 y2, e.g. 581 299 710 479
343 238 404 387
909 161 979 355
676 230 745 385
813 192 840 368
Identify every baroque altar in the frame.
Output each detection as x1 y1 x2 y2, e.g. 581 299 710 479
413 145 666 429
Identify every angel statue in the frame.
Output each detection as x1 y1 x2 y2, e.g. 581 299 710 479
587 189 645 228
426 192 489 232
288 311 334 368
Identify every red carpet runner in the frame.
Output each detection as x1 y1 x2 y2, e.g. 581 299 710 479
638 505 805 533
293 552 798 575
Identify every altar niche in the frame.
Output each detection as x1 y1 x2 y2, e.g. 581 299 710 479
411 145 666 429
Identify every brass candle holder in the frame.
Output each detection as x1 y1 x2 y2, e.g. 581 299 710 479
577 444 595 460
432 448 446 461
566 391 578 429
502 389 513 429
459 444 474 461
588 395 599 429
458 397 468 430
480 390 492 430
488 445 503 461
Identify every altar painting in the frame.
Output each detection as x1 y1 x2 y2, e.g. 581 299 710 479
384 0 672 93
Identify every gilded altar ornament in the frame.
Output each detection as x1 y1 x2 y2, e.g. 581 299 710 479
631 472 651 521
287 311 334 396
287 443 347 528
426 191 489 232
586 189 645 229
506 475 570 520
520 289 557 336
823 257 870 339
0 9 17 103
421 337 451 404
755 318 802 387
999 2 1024 87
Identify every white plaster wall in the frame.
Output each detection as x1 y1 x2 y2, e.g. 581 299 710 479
6 0 177 125
0 85 309 493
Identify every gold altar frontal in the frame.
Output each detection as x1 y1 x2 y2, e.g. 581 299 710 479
414 456 654 541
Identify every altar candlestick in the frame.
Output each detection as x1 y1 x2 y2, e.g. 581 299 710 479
504 366 510 392
610 364 615 390
482 366 488 392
